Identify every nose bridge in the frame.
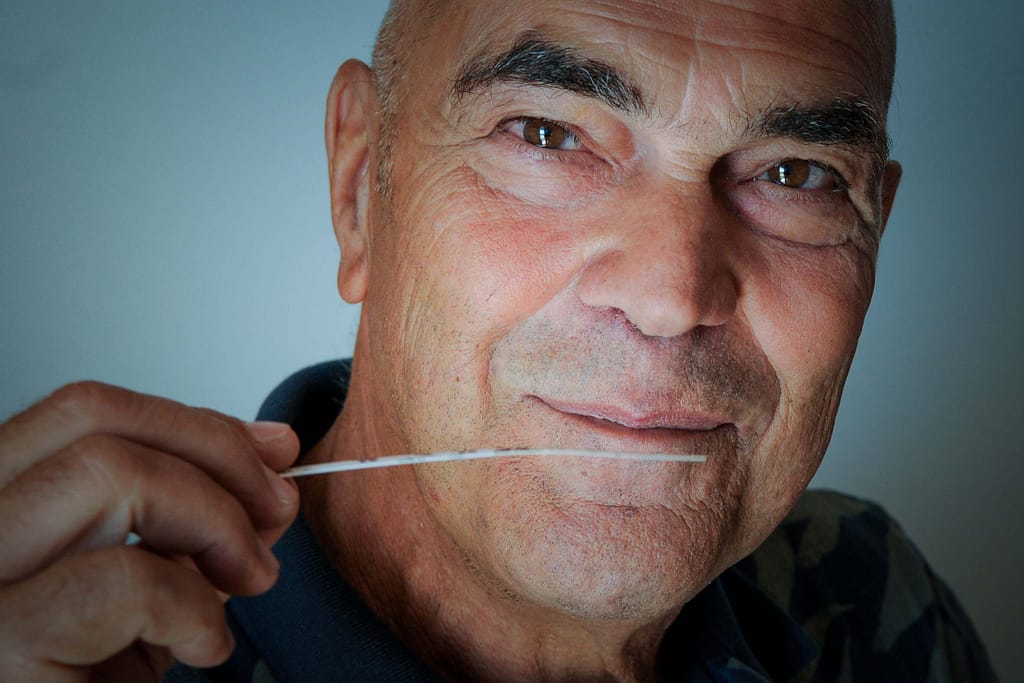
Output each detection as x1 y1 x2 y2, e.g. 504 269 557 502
575 184 738 338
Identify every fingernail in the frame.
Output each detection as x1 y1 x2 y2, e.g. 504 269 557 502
264 464 297 506
246 421 291 443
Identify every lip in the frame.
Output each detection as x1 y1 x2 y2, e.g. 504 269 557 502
535 397 728 432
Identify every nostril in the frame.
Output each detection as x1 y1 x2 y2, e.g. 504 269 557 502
579 269 737 339
575 224 740 338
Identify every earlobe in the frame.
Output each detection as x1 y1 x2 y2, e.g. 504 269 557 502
878 160 903 238
326 59 376 304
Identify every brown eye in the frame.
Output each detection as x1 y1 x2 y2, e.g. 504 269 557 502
768 160 810 186
760 159 838 191
521 118 575 149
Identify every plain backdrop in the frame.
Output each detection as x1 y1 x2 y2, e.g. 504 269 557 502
2 1 1021 679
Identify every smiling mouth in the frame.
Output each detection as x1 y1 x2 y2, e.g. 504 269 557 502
534 397 729 434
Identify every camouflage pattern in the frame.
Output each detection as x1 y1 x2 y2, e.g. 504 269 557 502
729 490 997 682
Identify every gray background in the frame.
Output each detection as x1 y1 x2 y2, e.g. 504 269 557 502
2 1 1020 678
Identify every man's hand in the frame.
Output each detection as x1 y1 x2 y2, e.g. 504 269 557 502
0 381 301 681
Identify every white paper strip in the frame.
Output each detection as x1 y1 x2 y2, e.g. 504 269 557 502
282 449 706 478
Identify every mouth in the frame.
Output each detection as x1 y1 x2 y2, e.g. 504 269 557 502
533 396 730 441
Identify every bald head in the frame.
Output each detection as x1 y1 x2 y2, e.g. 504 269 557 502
371 0 897 130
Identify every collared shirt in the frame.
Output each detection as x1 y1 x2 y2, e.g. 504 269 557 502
167 360 996 682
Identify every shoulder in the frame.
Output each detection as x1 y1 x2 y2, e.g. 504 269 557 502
745 489 897 598
734 489 996 681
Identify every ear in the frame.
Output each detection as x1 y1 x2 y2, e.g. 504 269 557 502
326 59 375 304
877 160 902 238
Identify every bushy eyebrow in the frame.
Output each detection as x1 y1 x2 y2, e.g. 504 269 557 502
450 34 646 114
450 35 889 169
750 97 891 170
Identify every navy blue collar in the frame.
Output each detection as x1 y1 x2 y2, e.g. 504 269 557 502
223 514 443 682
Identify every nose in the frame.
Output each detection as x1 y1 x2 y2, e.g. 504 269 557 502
575 188 739 338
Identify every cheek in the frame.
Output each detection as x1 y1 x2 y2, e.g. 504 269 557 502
736 241 874 519
366 165 597 449
745 241 873 394
390 166 590 342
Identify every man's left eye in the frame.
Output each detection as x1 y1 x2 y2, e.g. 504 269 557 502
507 118 582 151
757 159 841 191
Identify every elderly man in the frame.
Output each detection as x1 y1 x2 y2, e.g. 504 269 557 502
0 0 996 681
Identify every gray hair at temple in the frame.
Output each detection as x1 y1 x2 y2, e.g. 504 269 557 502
367 0 897 191
369 0 443 195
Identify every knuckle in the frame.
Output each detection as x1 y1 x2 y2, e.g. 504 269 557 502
47 380 120 427
193 488 245 535
174 405 252 458
7 434 136 507
201 409 249 449
64 433 140 484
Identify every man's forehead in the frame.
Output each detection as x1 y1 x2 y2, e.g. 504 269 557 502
444 29 889 171
422 0 892 114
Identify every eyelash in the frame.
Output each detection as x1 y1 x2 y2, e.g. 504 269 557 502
754 159 851 196
806 160 849 190
495 117 854 202
497 117 588 159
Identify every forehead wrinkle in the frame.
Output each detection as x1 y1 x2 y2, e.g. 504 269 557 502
560 0 874 72
591 0 884 110
695 2 891 111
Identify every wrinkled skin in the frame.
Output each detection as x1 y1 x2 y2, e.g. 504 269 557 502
314 0 901 680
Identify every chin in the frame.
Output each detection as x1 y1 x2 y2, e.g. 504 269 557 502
486 491 730 622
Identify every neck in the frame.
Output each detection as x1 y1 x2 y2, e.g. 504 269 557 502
299 376 677 682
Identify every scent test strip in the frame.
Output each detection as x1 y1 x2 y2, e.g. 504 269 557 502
282 449 706 478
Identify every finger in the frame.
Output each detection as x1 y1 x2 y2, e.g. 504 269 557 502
0 381 300 529
0 434 285 593
0 546 236 679
165 510 300 605
205 408 302 473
